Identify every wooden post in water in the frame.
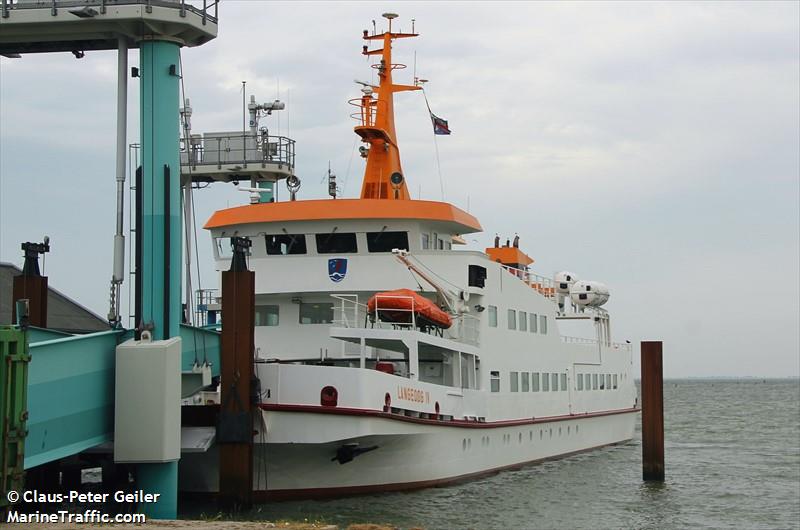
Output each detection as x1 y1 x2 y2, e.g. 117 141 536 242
641 341 664 481
218 237 256 509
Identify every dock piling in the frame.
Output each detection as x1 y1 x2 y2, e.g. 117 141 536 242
641 341 664 481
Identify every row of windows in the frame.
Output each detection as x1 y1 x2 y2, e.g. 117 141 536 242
420 232 452 251
254 303 334 326
487 306 548 334
489 371 567 393
219 231 412 257
577 373 619 391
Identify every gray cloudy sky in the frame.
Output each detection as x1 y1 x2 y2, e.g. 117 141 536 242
1 1 798 377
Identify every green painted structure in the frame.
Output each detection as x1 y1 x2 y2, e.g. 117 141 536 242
0 327 29 510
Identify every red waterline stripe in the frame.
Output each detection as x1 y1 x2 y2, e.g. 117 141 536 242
258 403 640 429
252 440 630 502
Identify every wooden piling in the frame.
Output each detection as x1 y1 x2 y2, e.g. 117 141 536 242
12 275 47 328
641 341 664 481
218 238 256 509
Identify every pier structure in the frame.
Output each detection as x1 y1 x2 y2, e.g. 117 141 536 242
0 0 218 519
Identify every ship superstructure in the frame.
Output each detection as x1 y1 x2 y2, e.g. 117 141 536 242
181 14 638 498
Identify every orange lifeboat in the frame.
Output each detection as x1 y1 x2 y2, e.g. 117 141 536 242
367 289 452 329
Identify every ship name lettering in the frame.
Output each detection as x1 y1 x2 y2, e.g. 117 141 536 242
397 386 426 403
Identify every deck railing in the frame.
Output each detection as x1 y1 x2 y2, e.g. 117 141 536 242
561 335 632 352
500 264 557 299
181 132 295 171
2 0 219 22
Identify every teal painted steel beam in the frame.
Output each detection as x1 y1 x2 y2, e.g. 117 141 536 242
179 324 220 377
137 461 178 520
25 330 122 470
139 40 182 342
137 39 183 520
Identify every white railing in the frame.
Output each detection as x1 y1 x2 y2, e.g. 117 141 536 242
560 335 632 352
446 314 480 346
500 265 557 299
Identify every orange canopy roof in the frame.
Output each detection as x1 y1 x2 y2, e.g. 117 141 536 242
485 247 534 267
204 198 482 233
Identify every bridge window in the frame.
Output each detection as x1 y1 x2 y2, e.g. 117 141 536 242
299 302 334 324
577 374 584 391
255 305 279 326
532 372 540 391
421 233 430 250
592 373 598 390
510 372 519 392
542 372 550 391
561 373 567 390
265 234 306 255
488 305 498 327
539 315 548 334
316 233 357 254
529 313 538 333
507 309 517 330
551 373 559 391
519 311 527 331
521 372 530 392
367 231 409 253
613 374 618 389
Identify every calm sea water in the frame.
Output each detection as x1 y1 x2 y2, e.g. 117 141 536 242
188 379 800 530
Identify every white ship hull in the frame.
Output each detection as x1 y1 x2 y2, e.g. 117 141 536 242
181 408 636 497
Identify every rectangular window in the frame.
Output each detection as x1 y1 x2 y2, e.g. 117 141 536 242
490 371 500 393
540 315 548 334
519 311 527 331
551 373 559 391
508 309 516 330
468 265 487 288
585 374 592 390
215 237 233 259
488 305 498 327
600 375 606 390
613 374 618 389
542 373 550 391
254 305 279 326
299 302 334 324
438 238 444 250
530 313 538 333
521 372 530 392
593 373 598 390
577 374 584 391
421 233 430 250
561 373 567 391
532 372 540 392
510 372 519 392
606 374 612 390
265 234 306 255
366 231 409 253
315 233 357 254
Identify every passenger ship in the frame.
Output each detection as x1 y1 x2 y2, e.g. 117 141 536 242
182 14 638 498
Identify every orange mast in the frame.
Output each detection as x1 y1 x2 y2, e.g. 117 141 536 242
353 13 421 200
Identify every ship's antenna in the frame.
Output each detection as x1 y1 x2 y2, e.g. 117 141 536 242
241 80 246 140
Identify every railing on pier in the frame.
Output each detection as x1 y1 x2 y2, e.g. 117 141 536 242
331 294 480 347
180 132 295 171
1 0 219 23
